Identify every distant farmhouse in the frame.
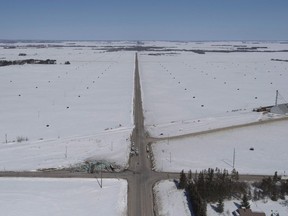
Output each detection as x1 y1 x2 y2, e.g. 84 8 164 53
254 90 288 115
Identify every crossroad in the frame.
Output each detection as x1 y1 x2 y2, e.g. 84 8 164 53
0 53 177 216
128 52 161 216
0 52 278 216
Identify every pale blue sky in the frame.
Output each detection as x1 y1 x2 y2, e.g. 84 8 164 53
0 0 287 40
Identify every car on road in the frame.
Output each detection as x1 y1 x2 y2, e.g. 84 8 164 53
146 145 150 153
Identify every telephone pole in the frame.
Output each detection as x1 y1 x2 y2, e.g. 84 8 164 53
233 148 236 169
275 90 279 106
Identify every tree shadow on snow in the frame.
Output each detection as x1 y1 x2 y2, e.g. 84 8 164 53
95 177 103 188
233 201 241 209
184 190 196 216
173 179 180 189
210 203 219 212
173 180 196 216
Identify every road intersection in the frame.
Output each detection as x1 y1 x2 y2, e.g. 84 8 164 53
0 52 280 216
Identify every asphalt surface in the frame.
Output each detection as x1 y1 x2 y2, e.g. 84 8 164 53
128 52 155 216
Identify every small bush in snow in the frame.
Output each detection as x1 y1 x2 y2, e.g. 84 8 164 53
16 136 28 143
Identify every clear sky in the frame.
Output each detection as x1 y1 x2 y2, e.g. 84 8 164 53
1 0 288 41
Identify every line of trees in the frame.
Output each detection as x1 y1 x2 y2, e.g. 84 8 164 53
193 168 245 202
0 59 56 67
187 180 207 216
178 168 247 216
179 169 288 215
253 172 288 201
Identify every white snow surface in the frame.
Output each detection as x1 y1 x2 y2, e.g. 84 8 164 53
152 120 288 175
142 40 288 52
139 45 288 137
0 129 131 171
154 180 191 216
1 40 288 215
138 41 288 175
146 111 285 138
0 177 127 216
0 43 135 170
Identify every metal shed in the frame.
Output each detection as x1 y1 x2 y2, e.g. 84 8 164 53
270 103 288 115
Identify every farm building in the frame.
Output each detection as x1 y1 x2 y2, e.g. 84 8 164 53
234 208 266 216
253 90 288 115
270 103 288 115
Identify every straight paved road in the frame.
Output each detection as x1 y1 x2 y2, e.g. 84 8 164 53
128 53 155 216
0 53 165 216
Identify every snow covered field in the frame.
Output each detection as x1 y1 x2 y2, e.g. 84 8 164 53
140 42 288 137
138 41 288 175
0 41 135 170
154 180 191 216
143 40 288 52
0 177 127 216
1 40 288 215
152 120 288 175
0 129 131 171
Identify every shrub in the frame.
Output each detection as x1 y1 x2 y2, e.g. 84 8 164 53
16 136 28 143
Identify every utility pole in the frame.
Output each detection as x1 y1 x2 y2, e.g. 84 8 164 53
65 146 67 159
100 166 103 188
5 134 7 143
233 148 236 169
110 142 113 151
275 90 279 106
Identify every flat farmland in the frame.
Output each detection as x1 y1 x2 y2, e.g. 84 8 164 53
139 41 288 175
0 41 134 170
0 178 127 216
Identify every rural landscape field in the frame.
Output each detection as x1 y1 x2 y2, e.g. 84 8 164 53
0 40 288 215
